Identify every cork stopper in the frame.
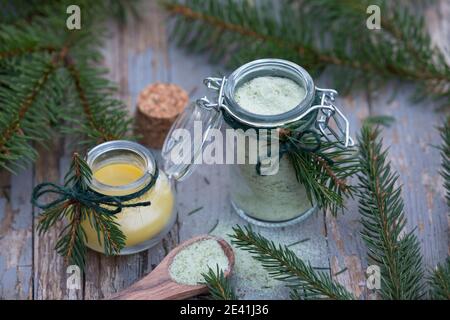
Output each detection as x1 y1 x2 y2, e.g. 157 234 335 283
135 83 189 149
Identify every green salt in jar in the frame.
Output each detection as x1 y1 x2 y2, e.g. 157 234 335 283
162 59 353 227
229 75 312 224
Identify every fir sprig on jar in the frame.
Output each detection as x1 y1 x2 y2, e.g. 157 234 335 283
34 153 127 269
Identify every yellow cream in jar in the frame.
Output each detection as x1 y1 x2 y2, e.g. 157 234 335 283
93 163 144 186
82 162 175 253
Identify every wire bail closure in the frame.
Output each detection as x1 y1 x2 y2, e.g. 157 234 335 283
197 77 227 111
314 87 354 148
198 77 353 148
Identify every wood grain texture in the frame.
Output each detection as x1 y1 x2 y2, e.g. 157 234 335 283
325 92 370 299
32 140 83 300
0 169 33 299
0 0 448 300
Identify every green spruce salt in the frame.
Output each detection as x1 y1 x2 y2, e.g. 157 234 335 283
234 76 305 115
169 239 229 285
230 153 313 222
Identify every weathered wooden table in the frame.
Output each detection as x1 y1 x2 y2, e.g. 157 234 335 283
0 1 448 300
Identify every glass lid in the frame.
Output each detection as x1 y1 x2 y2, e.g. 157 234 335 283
162 101 222 181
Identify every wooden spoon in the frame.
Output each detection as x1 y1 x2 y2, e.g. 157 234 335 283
110 235 235 300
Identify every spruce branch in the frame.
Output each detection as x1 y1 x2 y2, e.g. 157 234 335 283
0 45 57 60
65 62 122 142
304 0 449 100
439 117 450 207
162 0 358 68
363 115 396 128
0 63 54 148
0 0 64 24
428 257 450 300
0 51 66 172
230 225 354 300
201 266 237 300
285 133 359 216
36 153 126 270
0 0 135 171
356 125 425 299
164 0 450 105
429 118 450 300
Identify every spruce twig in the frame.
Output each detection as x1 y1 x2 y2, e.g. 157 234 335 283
439 117 450 207
36 153 126 270
286 134 359 216
201 266 237 300
428 257 450 300
363 115 396 128
428 118 450 300
0 0 134 172
0 55 63 172
164 0 450 105
356 125 425 299
230 225 354 300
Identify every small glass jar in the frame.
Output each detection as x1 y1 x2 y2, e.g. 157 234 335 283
163 59 353 227
82 140 176 255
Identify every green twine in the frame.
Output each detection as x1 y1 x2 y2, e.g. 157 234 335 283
31 166 159 215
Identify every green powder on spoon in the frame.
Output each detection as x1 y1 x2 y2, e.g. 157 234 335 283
169 239 229 285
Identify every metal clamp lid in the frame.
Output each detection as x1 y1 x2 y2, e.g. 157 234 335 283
200 77 354 148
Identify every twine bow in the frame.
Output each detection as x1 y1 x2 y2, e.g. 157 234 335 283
31 167 159 215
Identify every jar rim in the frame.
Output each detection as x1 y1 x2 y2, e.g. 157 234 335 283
222 58 316 128
86 140 157 195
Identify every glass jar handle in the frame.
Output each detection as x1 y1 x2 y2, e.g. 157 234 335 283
314 87 354 148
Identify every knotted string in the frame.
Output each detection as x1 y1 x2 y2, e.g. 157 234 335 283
31 166 159 215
